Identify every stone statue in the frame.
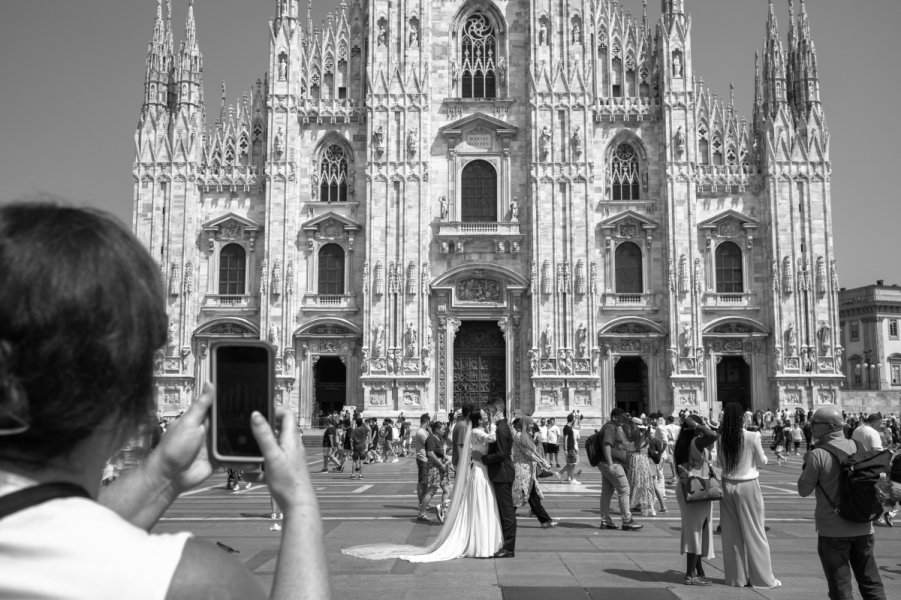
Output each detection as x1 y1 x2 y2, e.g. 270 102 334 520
360 348 370 374
268 323 279 349
278 54 288 80
527 348 539 375
571 22 582 45
438 195 449 221
673 52 683 77
373 324 385 358
817 323 832 356
377 24 387 47
285 349 295 372
668 347 678 374
679 325 693 358
373 126 385 156
674 126 685 158
408 21 419 47
541 324 553 359
405 323 418 357
785 323 796 356
497 57 507 86
167 321 178 356
450 57 459 84
577 323 588 358
407 128 418 158
539 21 548 46
571 126 583 158
273 127 284 157
539 126 552 160
509 198 519 222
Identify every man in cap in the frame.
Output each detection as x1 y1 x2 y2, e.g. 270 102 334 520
797 405 886 600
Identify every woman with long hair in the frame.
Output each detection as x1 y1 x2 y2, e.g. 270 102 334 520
511 416 558 528
626 418 657 516
717 403 780 588
673 414 719 586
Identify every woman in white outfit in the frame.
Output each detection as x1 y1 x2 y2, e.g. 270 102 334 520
717 403 780 588
343 409 503 561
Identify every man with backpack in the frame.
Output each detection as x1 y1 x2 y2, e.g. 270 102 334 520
797 406 887 600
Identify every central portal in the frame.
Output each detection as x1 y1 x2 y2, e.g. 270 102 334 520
453 321 506 410
717 356 751 410
615 356 648 417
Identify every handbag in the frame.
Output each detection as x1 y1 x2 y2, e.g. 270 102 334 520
678 464 723 504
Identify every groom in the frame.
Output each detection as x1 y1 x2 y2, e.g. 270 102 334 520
475 397 516 558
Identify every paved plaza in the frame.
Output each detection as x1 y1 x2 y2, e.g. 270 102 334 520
155 436 901 600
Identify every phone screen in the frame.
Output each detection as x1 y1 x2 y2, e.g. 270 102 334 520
213 344 272 460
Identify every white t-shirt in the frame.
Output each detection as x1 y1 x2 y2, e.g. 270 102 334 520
0 495 189 600
547 425 560 444
538 425 548 443
851 424 884 452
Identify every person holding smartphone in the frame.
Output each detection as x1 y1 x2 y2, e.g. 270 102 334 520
0 203 330 600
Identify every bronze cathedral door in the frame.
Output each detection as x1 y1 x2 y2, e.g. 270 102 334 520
453 321 506 410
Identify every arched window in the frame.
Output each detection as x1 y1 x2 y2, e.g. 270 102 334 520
609 143 641 201
461 13 496 99
319 144 348 202
461 160 497 222
615 242 643 294
715 242 744 294
318 244 345 295
219 244 246 295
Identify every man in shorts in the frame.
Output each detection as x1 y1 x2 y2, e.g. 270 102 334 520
559 413 581 484
320 417 340 473
546 417 561 467
350 417 370 480
413 413 432 521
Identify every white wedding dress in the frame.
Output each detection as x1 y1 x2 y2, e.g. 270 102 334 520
342 424 503 562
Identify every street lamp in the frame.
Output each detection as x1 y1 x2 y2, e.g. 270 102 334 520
855 349 879 390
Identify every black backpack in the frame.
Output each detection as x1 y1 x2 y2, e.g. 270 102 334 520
816 441 892 523
585 429 604 467
647 436 666 465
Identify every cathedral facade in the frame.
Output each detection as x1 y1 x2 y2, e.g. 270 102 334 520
134 0 843 426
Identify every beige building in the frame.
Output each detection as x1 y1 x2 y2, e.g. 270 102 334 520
133 0 842 426
839 282 901 392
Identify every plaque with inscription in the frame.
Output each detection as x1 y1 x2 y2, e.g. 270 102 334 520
465 133 492 149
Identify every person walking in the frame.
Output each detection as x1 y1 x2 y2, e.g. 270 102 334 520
598 408 643 531
771 421 787 465
350 417 370 480
790 422 804 456
546 418 561 467
798 406 886 600
627 419 657 516
511 416 558 528
674 414 718 586
558 413 581 484
717 403 780 588
413 414 432 521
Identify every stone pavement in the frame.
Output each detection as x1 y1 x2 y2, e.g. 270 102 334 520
155 437 901 600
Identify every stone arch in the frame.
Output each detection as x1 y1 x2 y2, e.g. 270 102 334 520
193 317 260 337
430 262 528 288
702 317 768 335
599 317 666 336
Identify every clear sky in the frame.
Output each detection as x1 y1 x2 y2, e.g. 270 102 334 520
0 0 897 288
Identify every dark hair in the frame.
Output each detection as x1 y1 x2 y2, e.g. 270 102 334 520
610 407 626 419
470 410 483 429
355 417 363 427
673 415 703 466
420 413 431 425
719 402 744 476
567 413 575 423
0 203 167 462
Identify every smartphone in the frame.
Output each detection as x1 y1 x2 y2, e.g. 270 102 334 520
210 340 274 463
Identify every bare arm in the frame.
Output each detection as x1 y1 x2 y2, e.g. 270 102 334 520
752 431 768 467
99 385 215 530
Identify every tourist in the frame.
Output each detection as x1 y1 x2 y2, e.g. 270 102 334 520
558 413 581 484
537 417 549 460
790 421 804 456
320 417 339 472
511 416 557 528
852 413 885 453
674 414 718 586
546 417 561 467
0 203 330 599
421 421 451 523
771 420 787 465
350 417 370 480
451 406 471 472
798 406 886 599
414 413 432 520
717 403 780 588
598 408 643 531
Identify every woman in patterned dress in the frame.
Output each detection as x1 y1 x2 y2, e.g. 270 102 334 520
511 416 558 528
627 418 657 516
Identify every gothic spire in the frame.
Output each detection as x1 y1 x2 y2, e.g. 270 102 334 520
143 0 173 112
761 0 787 117
175 0 204 113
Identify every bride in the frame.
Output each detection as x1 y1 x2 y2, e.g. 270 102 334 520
342 409 503 561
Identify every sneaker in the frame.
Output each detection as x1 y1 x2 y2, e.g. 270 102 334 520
659 506 668 514
884 513 894 528
683 576 712 586
270 513 278 520
269 522 282 532
599 520 619 530
392 458 399 463
569 479 581 485
416 514 432 522
621 519 643 531
541 519 559 529
318 468 328 473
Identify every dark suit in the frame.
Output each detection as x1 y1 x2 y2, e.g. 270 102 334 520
482 418 517 552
